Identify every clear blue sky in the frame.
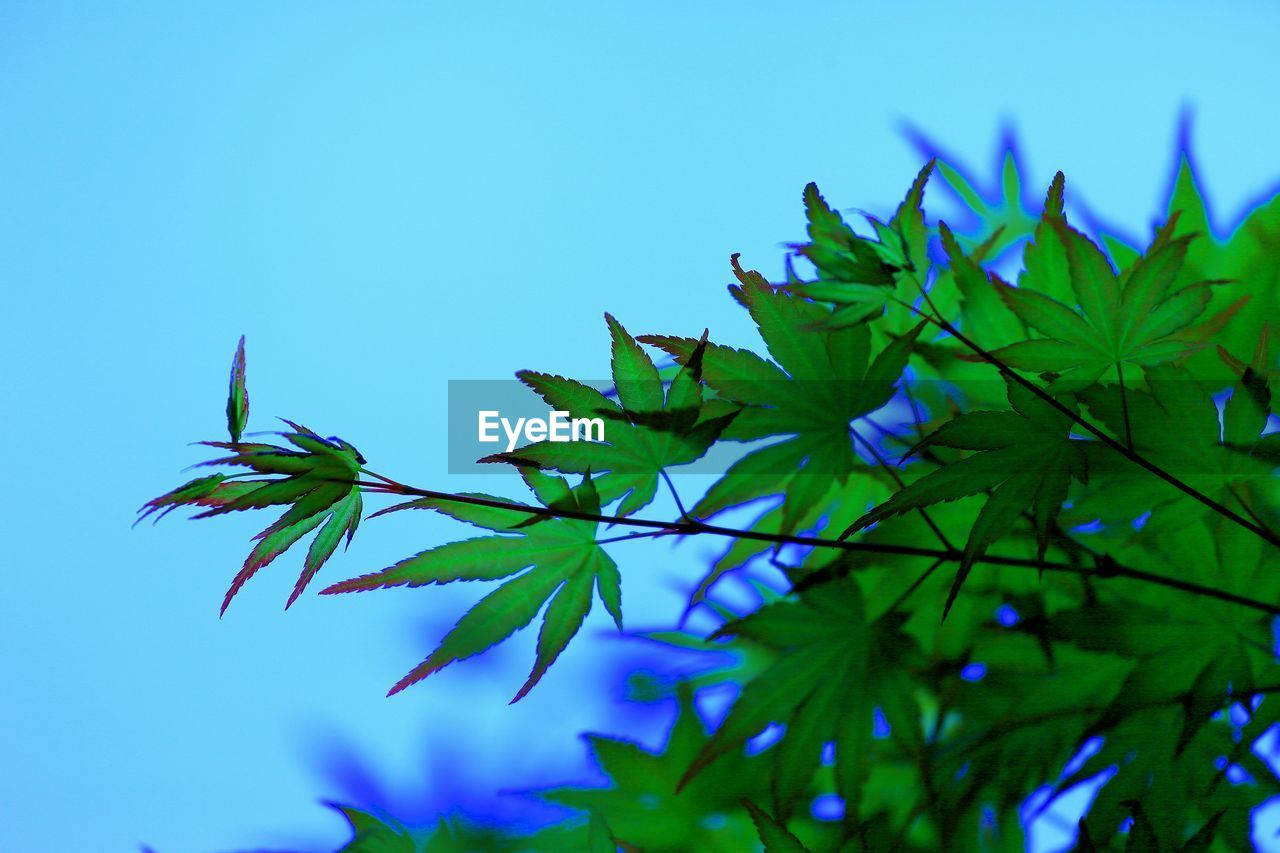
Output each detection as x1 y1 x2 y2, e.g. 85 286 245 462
2 2 1278 851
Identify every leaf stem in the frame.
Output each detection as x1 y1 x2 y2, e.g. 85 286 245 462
660 469 693 521
1116 361 1134 451
885 557 946 613
850 425 956 552
594 529 681 546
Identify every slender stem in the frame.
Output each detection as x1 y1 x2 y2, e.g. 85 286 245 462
349 477 1280 616
1228 482 1278 539
885 557 946 613
900 376 927 443
1116 361 1134 450
851 425 956 552
660 469 693 521
595 529 680 546
866 415 1093 567
893 283 1280 551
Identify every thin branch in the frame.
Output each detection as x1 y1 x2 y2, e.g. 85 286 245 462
901 376 927 442
885 557 947 613
892 280 1280 552
347 476 1280 616
866 415 1093 568
851 425 956 552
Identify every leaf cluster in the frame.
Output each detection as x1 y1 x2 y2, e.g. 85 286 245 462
144 140 1280 852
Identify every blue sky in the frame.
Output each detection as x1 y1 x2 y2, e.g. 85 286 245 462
2 2 1279 851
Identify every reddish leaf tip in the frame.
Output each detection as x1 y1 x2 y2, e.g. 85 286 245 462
386 673 417 697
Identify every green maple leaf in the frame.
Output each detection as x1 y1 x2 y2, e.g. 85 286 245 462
1069 357 1279 543
953 607 1269 834
680 577 922 829
743 799 809 853
322 469 621 700
140 340 364 613
152 425 365 613
945 173 1064 354
541 683 781 852
1218 324 1279 404
642 258 922 533
226 335 248 443
334 805 417 852
1055 692 1267 848
786 164 932 328
333 806 580 852
935 632 1128 825
931 138 1040 260
979 581 1277 848
135 472 262 525
489 314 736 516
842 378 1086 618
984 215 1224 394
1170 157 1280 363
1099 148 1278 365
584 812 618 853
630 578 785 703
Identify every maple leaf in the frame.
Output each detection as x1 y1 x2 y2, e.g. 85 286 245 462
1069 356 1279 545
1098 147 1280 366
942 172 1066 355
983 215 1228 394
140 339 364 613
322 469 621 700
1218 322 1279 407
1050 676 1269 849
145 425 366 613
785 164 933 328
923 131 1042 260
488 314 735 516
332 805 585 852
679 577 923 829
842 378 1086 618
947 605 1272 847
226 335 248 443
334 805 417 853
541 683 782 853
743 799 809 853
642 258 922 533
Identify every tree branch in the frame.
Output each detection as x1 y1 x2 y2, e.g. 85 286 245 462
894 284 1280 552
349 475 1280 617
